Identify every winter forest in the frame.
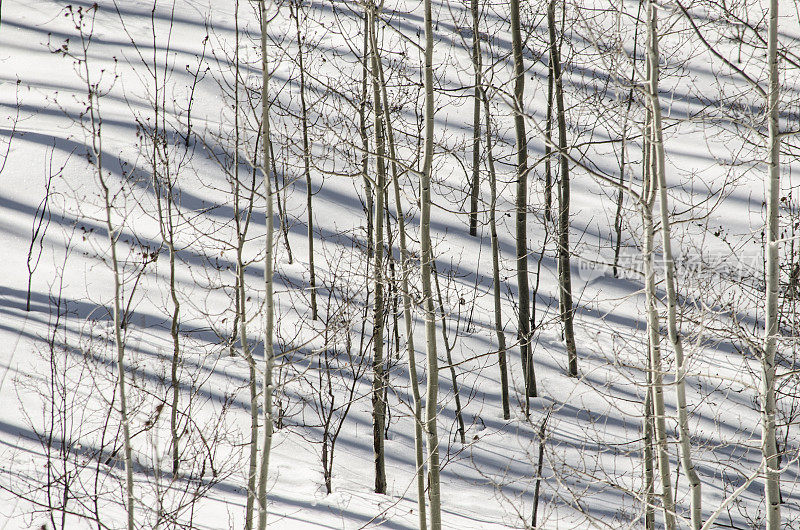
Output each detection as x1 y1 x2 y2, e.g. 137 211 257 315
1 0 799 528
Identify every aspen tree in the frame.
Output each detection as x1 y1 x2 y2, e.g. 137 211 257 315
468 0 480 236
421 0 442 522
94 68 135 530
372 22 428 522
547 0 577 377
642 10 675 522
483 81 511 420
290 1 318 320
510 0 536 399
432 261 466 444
367 1 387 494
647 3 702 526
257 0 276 526
360 11 374 260
78 5 135 522
230 6 259 528
762 0 781 526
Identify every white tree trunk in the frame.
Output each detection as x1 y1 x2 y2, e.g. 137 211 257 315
641 31 675 523
91 92 135 530
371 26 427 524
647 4 702 528
763 0 781 527
421 0 442 523
257 0 276 527
368 2 387 494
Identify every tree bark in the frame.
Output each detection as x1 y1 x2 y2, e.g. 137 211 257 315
291 2 317 320
432 260 466 444
482 86 511 420
510 0 536 399
372 24 428 523
256 0 276 526
647 4 702 527
763 0 782 527
548 0 578 377
421 0 442 523
368 2 387 495
468 0 481 236
641 32 675 524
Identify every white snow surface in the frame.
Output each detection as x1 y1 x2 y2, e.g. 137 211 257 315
0 0 799 528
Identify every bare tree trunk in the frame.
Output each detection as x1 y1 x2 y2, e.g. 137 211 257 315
531 412 549 529
544 43 553 224
548 0 577 377
256 0 276 526
368 2 387 494
432 261 466 444
271 138 293 263
94 120 135 530
166 228 180 477
291 2 317 320
613 1 643 279
76 9 135 525
421 0 442 522
468 0 481 237
641 34 675 524
763 0 782 527
647 4 702 526
359 10 373 260
643 355 655 530
510 0 536 399
642 194 675 530
147 20 182 477
372 27 427 524
482 85 511 420
231 7 259 528
105 181 134 530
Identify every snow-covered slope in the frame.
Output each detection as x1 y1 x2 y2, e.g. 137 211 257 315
1 0 799 528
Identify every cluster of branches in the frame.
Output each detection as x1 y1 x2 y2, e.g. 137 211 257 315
5 0 800 529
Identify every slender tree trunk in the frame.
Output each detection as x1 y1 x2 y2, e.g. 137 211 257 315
483 87 511 420
544 45 553 224
271 138 293 263
240 244 258 530
106 192 134 530
373 29 428 525
548 0 577 377
359 11 373 260
96 136 134 530
641 40 675 524
613 1 643 279
256 0 276 526
148 27 182 477
368 2 387 494
421 0 442 523
647 4 702 526
510 0 536 399
531 413 548 529
230 7 259 528
85 53 134 525
468 0 481 236
763 0 782 527
167 219 180 476
642 200 675 530
291 3 317 320
432 261 466 444
643 354 655 530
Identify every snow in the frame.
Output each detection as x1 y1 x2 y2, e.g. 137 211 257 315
1 0 799 528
